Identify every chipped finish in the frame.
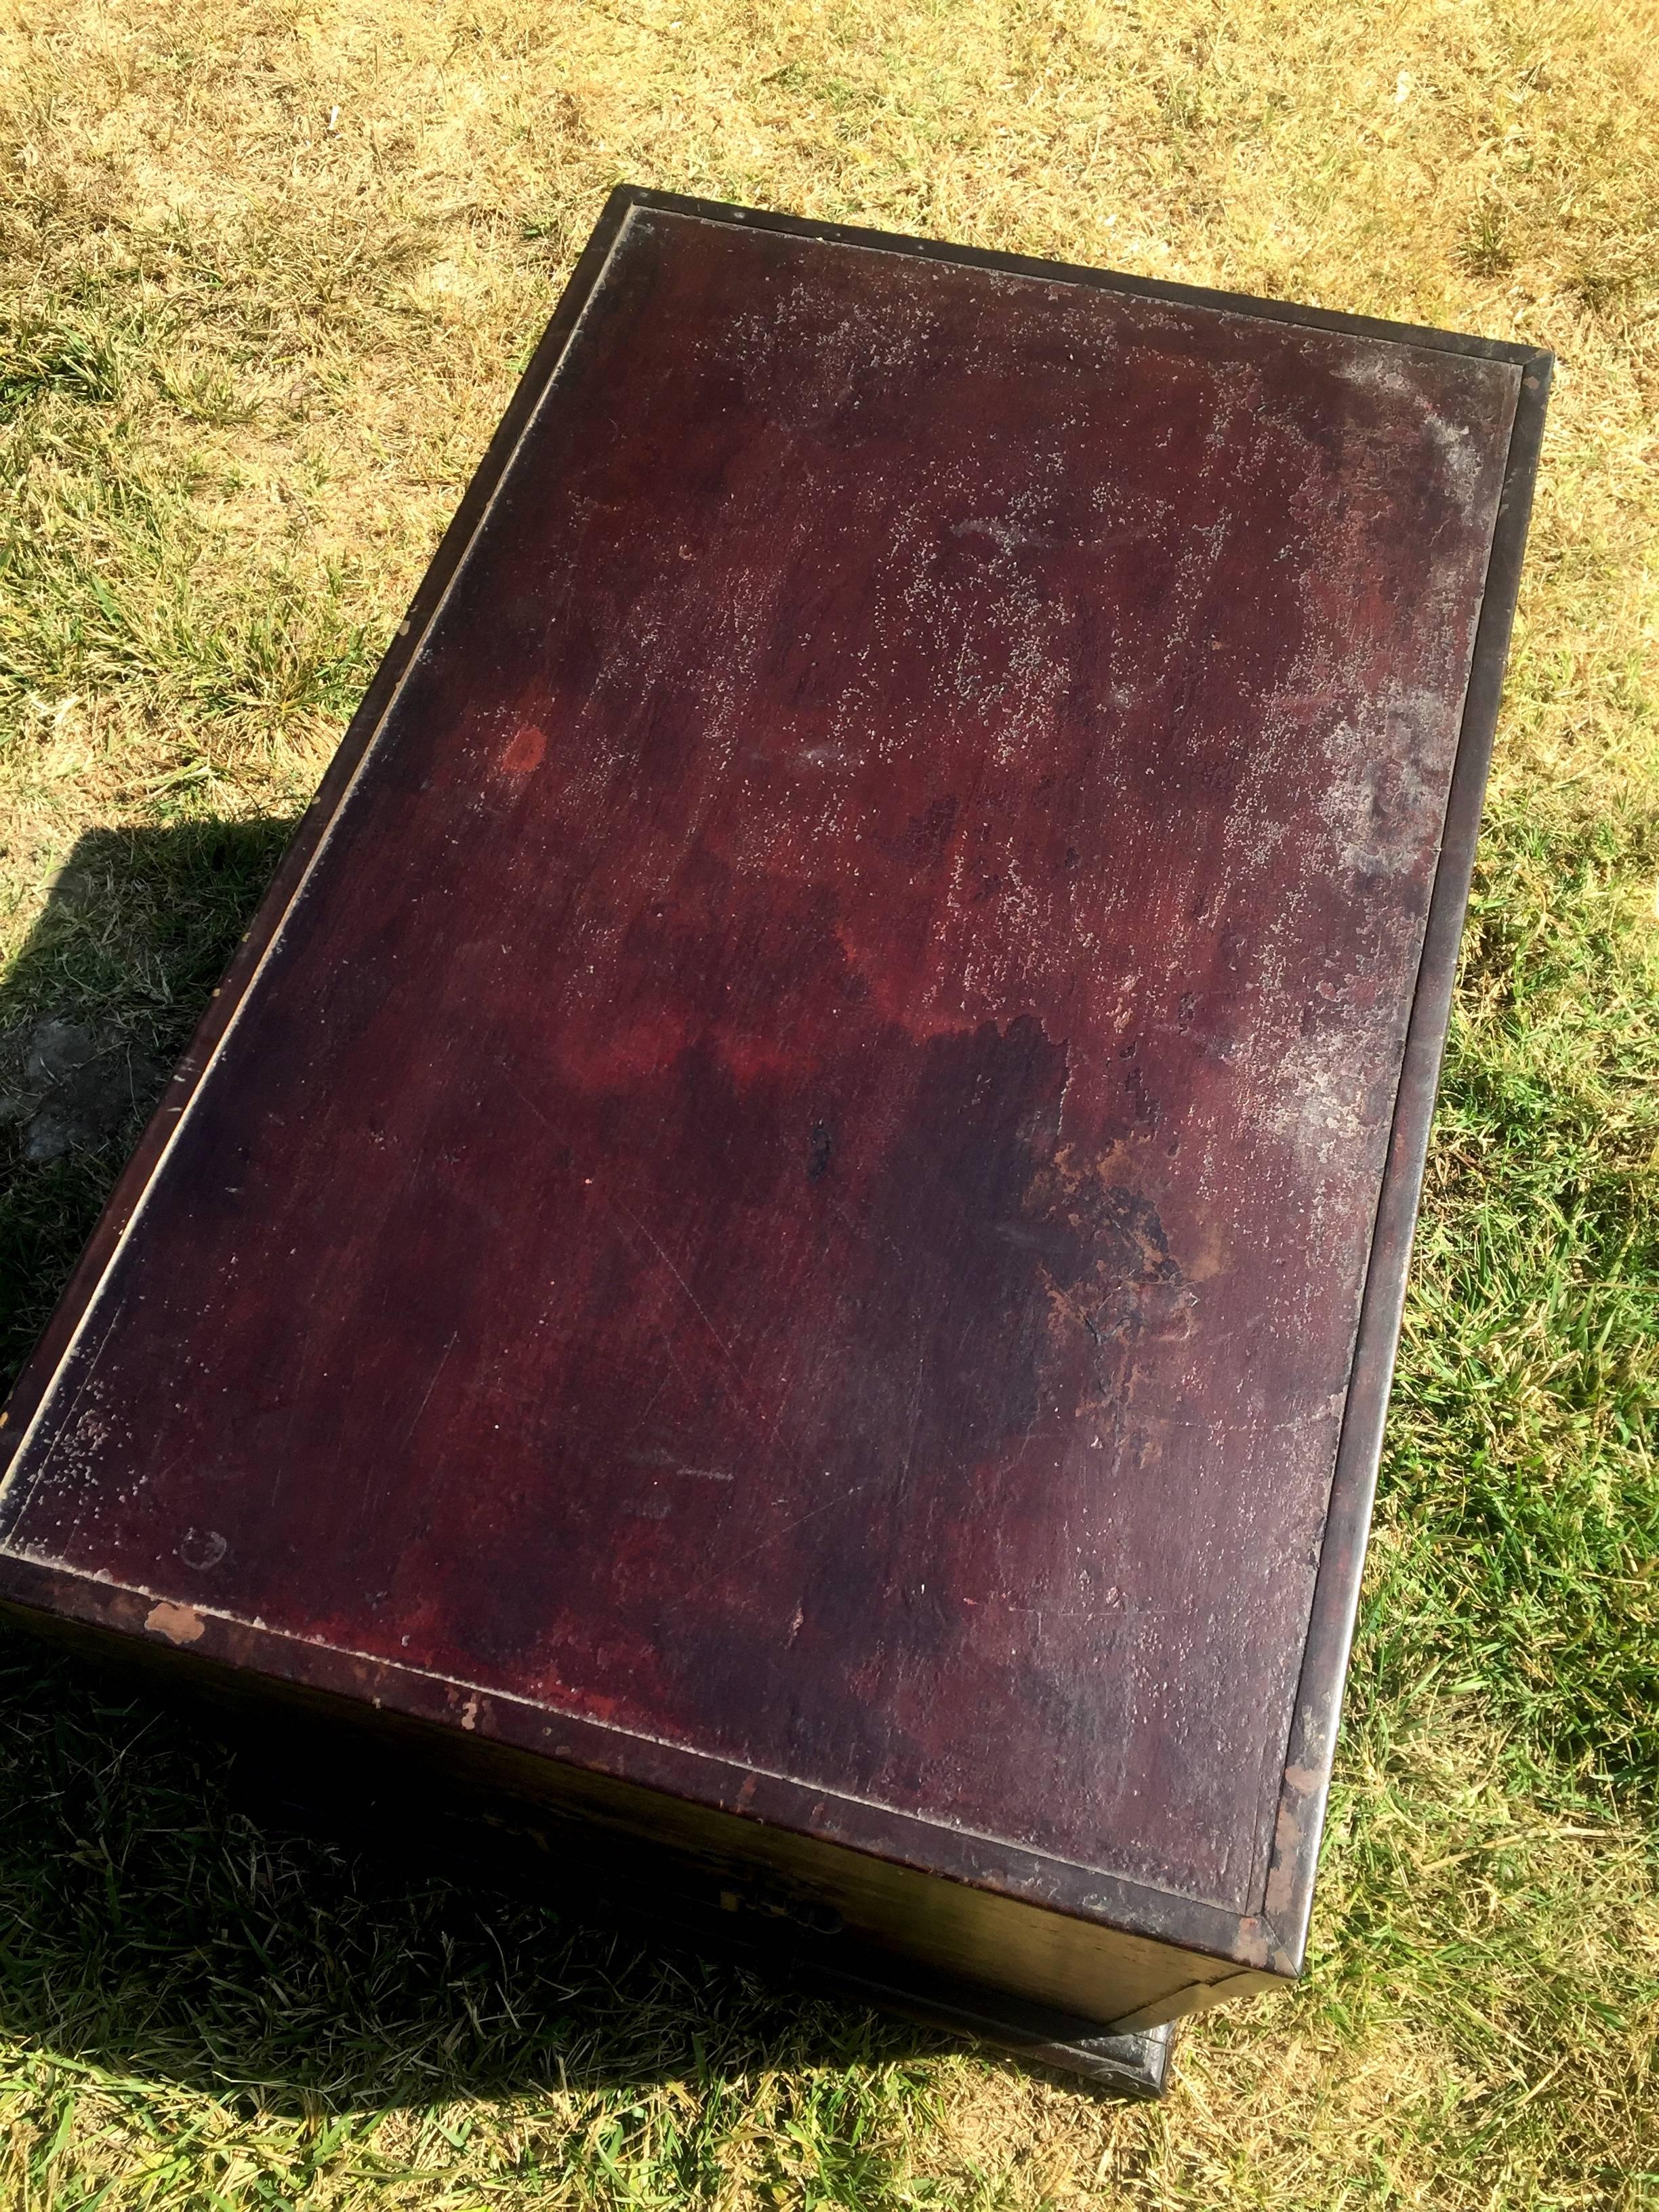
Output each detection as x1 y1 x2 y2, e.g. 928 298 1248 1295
0 188 1549 2038
143 1599 205 1646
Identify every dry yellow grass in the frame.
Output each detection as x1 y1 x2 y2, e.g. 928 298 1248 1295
1 0 1656 2204
0 0 1654 926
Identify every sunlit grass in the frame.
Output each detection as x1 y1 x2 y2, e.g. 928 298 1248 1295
0 0 1655 2202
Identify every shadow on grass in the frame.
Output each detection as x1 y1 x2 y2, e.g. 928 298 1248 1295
0 1631 934 2118
0 816 300 1392
0 821 942 2120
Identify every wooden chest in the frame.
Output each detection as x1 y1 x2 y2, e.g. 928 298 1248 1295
0 190 1548 2092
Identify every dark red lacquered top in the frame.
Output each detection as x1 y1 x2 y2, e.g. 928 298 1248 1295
0 199 1528 1922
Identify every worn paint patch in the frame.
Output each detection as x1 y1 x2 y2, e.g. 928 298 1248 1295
144 1599 205 1645
501 722 546 775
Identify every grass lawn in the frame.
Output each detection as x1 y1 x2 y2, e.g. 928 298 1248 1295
0 0 1656 2201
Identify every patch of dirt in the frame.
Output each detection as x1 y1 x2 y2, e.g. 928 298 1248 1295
0 1015 168 1163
